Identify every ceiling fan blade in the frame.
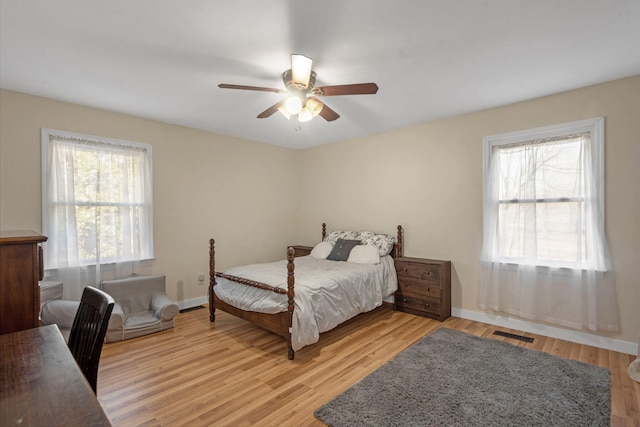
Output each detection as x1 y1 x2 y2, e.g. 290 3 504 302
257 99 287 119
314 99 340 122
219 84 287 94
312 83 379 96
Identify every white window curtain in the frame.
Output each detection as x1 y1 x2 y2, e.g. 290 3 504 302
42 129 154 300
479 118 619 332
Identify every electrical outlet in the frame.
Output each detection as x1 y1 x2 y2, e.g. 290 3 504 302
198 273 205 284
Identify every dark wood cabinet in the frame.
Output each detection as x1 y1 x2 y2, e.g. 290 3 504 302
394 256 451 321
290 245 313 258
0 230 48 335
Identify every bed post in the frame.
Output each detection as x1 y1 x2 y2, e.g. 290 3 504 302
396 225 404 258
209 238 216 322
286 246 295 360
322 223 327 241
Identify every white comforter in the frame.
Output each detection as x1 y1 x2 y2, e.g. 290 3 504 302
214 255 397 351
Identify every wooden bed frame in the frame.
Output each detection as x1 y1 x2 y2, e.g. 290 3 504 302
208 223 404 360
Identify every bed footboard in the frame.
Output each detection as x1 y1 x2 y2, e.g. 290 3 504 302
208 239 296 360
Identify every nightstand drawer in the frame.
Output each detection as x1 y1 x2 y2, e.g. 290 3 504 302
397 277 441 298
395 293 441 314
395 260 441 282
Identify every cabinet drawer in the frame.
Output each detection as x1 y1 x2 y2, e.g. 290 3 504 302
397 277 441 299
395 293 441 314
395 260 441 282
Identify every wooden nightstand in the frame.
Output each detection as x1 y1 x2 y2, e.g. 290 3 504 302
394 256 451 321
290 245 313 257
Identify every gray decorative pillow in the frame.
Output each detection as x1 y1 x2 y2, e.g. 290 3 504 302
326 238 361 262
324 230 395 257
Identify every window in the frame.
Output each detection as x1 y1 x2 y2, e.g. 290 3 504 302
482 117 606 270
479 117 619 332
42 129 154 269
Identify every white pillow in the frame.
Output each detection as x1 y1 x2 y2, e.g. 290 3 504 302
310 241 333 259
347 244 381 265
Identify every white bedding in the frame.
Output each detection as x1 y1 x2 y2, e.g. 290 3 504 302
214 255 397 351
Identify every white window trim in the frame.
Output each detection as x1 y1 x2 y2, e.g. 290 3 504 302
482 117 604 219
478 117 619 332
41 128 154 265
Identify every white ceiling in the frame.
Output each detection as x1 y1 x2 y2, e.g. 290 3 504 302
1 1 639 149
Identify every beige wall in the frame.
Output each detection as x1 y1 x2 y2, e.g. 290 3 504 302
0 89 299 303
1 75 638 344
296 75 640 344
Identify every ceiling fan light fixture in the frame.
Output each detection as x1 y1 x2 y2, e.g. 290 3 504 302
220 53 378 123
282 69 317 90
278 105 292 119
306 98 323 117
298 107 313 123
284 96 303 115
290 54 313 89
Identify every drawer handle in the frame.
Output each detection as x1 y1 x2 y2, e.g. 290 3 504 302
426 287 429 292
403 267 408 271
425 303 430 308
403 298 408 303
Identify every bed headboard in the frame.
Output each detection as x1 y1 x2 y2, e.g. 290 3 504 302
320 223 404 258
394 225 404 258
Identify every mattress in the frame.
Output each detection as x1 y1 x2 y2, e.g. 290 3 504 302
214 255 397 351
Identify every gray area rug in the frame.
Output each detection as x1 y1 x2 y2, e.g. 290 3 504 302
315 328 610 426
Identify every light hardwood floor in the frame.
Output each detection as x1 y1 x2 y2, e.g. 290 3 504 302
98 304 640 426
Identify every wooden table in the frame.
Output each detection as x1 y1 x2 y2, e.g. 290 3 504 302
0 324 111 426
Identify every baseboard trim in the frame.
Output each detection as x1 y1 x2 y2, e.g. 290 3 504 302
174 297 637 355
452 307 637 356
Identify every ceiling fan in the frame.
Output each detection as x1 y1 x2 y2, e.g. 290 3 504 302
219 54 378 123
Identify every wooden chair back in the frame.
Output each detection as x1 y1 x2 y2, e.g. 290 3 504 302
67 286 115 393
